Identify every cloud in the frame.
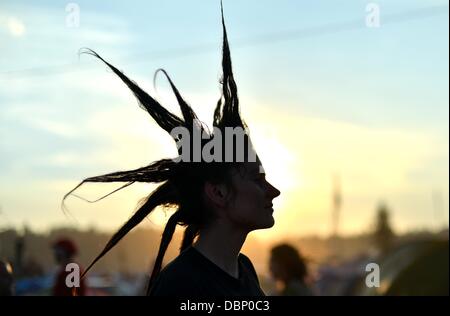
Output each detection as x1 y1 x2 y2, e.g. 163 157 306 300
243 100 449 237
0 4 135 81
24 117 78 138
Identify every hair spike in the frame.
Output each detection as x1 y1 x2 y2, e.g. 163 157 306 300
62 158 178 212
79 48 185 136
146 210 180 294
214 1 244 129
81 181 177 278
153 68 198 129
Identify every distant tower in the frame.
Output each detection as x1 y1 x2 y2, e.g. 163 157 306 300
432 189 445 230
331 174 342 237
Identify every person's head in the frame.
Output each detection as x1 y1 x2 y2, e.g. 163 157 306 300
270 244 308 284
62 3 281 291
52 238 78 264
203 161 280 232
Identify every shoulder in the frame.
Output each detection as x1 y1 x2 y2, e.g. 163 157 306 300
148 248 205 296
160 250 199 281
239 253 253 267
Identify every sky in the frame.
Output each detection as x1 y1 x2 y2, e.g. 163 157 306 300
0 0 448 240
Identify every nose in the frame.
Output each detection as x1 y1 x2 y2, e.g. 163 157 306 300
266 180 281 199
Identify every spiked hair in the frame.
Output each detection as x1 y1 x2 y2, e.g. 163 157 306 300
63 3 256 293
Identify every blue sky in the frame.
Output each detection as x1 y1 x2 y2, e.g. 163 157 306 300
0 0 448 238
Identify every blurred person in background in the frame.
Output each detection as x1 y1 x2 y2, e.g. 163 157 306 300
0 261 14 296
269 243 314 296
52 238 87 296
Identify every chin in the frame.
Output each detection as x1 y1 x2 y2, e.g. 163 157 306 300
238 213 275 231
255 216 275 230
266 217 275 228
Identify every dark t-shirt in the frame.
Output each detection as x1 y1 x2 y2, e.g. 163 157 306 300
148 247 265 296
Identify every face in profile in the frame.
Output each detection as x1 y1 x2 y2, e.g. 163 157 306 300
225 161 281 231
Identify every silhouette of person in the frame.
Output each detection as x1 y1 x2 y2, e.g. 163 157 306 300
0 261 14 296
52 238 87 296
269 244 314 296
62 2 281 296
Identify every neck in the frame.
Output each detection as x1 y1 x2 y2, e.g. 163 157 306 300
194 220 248 278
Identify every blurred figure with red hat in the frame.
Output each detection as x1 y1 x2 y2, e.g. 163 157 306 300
52 238 87 296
